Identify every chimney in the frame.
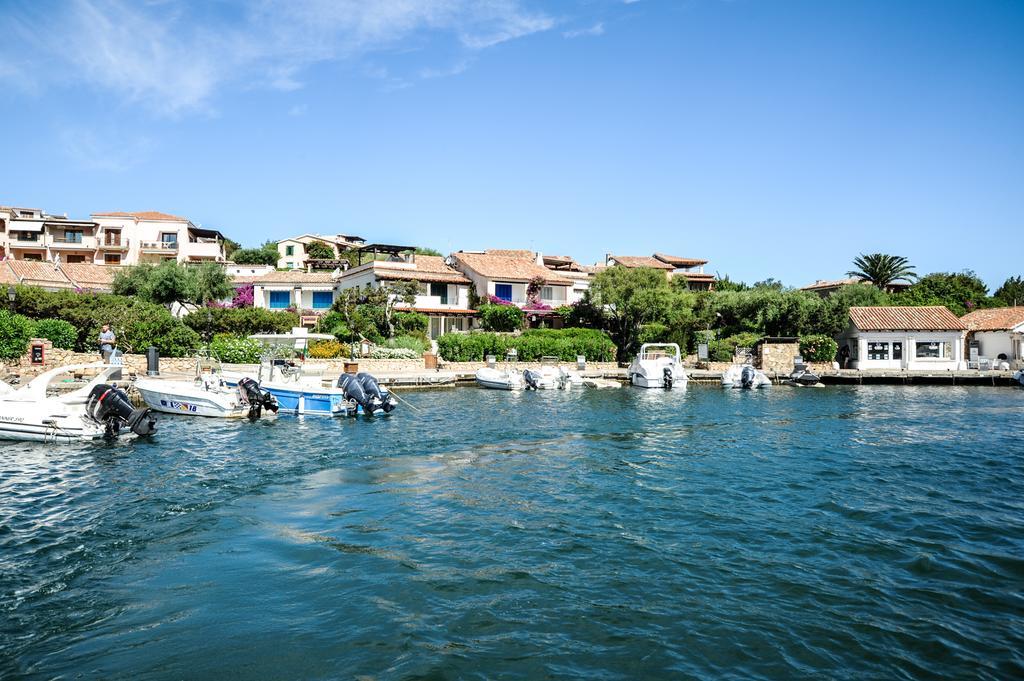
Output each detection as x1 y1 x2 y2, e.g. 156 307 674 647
535 251 543 266
605 253 612 265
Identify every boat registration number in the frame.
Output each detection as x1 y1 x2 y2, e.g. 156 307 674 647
160 399 198 413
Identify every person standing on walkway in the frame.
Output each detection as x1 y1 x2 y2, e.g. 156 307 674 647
98 324 116 363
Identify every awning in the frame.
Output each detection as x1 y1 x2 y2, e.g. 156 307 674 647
14 221 44 232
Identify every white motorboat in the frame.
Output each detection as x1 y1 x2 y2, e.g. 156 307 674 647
628 343 687 389
1014 369 1024 387
523 357 583 390
135 359 278 419
475 367 524 390
721 364 772 389
0 363 157 443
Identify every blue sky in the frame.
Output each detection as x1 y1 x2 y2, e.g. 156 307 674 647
1 0 1021 289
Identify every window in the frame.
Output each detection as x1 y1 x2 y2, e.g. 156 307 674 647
867 342 889 360
104 254 121 264
269 291 291 309
541 286 554 301
916 341 948 359
892 342 903 360
285 245 295 256
18 231 38 242
430 282 448 304
64 230 83 243
495 283 513 302
312 291 333 309
23 253 42 261
65 255 86 264
161 232 178 246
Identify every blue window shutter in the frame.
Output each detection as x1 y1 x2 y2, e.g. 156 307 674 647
495 284 512 302
269 291 290 309
312 291 333 309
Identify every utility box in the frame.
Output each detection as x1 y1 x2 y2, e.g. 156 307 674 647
423 352 438 370
343 361 359 375
30 343 45 365
146 347 160 376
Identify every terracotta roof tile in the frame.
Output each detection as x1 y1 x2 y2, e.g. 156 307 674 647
93 211 188 222
960 307 1024 332
453 252 572 285
801 277 866 291
61 263 116 290
0 261 18 285
849 306 965 331
485 249 535 258
5 260 74 287
254 271 336 284
609 255 674 270
654 253 709 267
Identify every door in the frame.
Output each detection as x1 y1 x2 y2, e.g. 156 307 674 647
429 316 442 339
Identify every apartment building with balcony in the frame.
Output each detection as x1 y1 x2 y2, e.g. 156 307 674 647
605 253 716 290
0 206 101 264
91 211 227 265
452 250 574 306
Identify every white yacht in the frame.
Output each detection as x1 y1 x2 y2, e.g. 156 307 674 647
628 343 687 389
0 364 157 443
1014 369 1024 387
523 357 583 390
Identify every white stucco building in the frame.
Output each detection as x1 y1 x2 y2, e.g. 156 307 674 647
960 307 1024 368
840 306 966 371
252 271 339 313
605 253 716 290
276 233 365 270
90 211 227 265
337 253 477 338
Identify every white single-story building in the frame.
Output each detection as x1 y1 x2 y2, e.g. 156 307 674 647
960 307 1024 368
252 271 338 313
841 306 966 371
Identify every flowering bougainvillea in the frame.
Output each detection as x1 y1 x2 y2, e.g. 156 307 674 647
231 283 254 308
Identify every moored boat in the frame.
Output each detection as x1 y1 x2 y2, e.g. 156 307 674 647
628 343 687 389
0 364 157 443
475 367 524 390
721 364 772 389
135 366 278 419
1014 369 1024 387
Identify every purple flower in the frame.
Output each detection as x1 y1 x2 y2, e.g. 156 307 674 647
231 283 254 308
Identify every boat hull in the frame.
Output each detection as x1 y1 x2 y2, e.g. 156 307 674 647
0 416 104 443
135 383 247 418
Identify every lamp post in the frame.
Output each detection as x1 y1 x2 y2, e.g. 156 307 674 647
6 286 14 313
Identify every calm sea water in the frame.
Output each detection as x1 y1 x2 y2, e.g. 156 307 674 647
1 385 1023 680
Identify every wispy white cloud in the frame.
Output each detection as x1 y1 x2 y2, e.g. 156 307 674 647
563 22 605 39
57 125 155 172
0 0 558 116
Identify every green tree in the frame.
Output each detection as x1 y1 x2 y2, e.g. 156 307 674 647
993 276 1024 307
414 247 443 257
222 237 242 259
0 310 35 359
480 304 524 332
305 240 335 260
586 266 690 362
847 253 917 290
894 271 991 316
231 241 279 265
187 262 234 306
818 283 889 337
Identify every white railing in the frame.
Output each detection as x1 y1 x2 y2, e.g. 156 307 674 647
140 240 179 251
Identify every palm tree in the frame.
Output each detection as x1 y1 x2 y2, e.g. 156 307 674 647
847 253 917 290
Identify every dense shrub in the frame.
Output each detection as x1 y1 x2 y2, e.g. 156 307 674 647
437 328 616 362
383 334 430 354
707 332 762 362
369 347 420 359
480 304 524 332
32 318 78 349
183 307 299 337
209 334 264 364
0 310 35 359
799 334 839 362
10 286 199 357
308 339 350 359
393 311 429 335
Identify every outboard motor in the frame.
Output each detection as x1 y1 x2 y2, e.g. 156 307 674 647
523 369 542 391
337 373 373 415
740 365 756 389
356 373 396 414
86 384 157 439
663 366 673 389
237 377 279 420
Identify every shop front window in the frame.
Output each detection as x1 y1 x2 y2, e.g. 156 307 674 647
867 342 889 360
915 341 946 359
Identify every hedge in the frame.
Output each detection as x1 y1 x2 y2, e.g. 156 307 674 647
32 318 78 349
10 286 200 357
308 339 350 359
479 304 524 332
799 334 839 362
183 307 300 337
210 334 264 364
437 328 616 362
0 311 35 360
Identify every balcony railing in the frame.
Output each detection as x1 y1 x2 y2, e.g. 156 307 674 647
50 236 98 249
140 240 179 252
98 238 129 250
